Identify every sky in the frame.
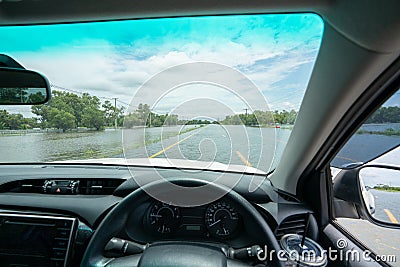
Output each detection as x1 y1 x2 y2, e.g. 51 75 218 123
363 146 400 187
0 14 326 119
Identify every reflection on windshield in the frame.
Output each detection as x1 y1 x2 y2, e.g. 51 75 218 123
0 14 323 172
0 88 46 104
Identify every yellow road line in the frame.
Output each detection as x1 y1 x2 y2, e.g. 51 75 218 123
149 132 198 158
384 209 399 224
378 241 400 252
236 151 252 167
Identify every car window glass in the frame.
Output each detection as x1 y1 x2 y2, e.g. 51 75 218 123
331 91 400 168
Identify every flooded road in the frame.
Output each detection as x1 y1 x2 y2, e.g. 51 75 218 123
0 123 397 172
123 124 290 171
0 125 290 172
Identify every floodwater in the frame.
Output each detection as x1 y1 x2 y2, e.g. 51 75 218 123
0 125 289 172
1 123 398 171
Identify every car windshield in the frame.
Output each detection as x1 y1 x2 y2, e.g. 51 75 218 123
0 14 323 173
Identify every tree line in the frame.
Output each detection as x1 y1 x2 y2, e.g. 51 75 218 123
0 91 200 131
31 90 125 131
365 106 400 124
123 104 213 128
124 104 178 128
0 107 298 133
0 90 301 131
0 90 124 131
3 89 397 132
0 90 299 131
221 110 297 126
0 110 40 130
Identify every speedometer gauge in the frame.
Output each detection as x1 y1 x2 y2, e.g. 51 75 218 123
205 202 239 237
147 202 181 234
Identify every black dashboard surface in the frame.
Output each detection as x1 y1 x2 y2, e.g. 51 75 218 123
0 164 314 231
0 164 319 266
0 164 276 225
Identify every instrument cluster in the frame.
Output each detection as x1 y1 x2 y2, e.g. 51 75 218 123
144 200 241 239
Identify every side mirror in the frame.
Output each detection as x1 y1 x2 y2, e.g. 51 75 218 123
0 67 51 105
333 165 400 228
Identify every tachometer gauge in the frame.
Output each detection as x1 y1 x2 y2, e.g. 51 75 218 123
205 202 239 237
148 202 181 234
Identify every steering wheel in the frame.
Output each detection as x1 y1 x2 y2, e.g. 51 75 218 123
81 178 284 267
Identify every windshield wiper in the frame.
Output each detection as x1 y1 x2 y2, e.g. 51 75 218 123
265 168 275 177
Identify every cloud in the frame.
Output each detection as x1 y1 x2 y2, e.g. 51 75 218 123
1 14 323 117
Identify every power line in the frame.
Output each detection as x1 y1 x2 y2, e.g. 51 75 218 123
50 83 129 107
112 97 118 129
117 99 130 106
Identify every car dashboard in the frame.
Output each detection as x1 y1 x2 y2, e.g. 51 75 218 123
0 164 319 266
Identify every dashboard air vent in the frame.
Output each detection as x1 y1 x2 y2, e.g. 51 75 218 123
275 214 308 240
0 179 44 193
0 179 124 195
79 179 123 195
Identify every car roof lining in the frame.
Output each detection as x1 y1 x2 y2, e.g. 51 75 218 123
0 0 399 194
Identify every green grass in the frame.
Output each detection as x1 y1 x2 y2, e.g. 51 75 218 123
357 128 400 136
373 185 400 192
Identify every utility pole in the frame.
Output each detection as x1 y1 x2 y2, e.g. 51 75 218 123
243 108 249 116
112 98 118 130
149 109 152 127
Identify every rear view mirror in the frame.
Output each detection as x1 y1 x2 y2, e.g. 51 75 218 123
0 67 51 105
